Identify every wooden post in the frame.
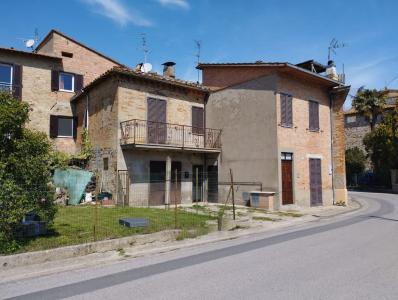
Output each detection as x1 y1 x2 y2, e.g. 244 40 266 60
230 169 235 220
174 169 178 229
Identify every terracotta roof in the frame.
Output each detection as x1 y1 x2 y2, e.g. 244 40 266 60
35 29 125 67
0 47 61 60
197 61 344 86
72 66 209 101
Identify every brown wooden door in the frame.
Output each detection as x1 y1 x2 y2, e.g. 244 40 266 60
147 98 167 144
192 165 204 202
207 165 218 203
281 155 293 205
149 161 166 205
170 161 182 205
309 158 323 206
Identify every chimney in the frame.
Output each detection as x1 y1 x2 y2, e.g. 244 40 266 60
162 62 176 78
326 60 338 81
135 63 143 71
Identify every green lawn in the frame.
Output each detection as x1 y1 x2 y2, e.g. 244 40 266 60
16 206 215 253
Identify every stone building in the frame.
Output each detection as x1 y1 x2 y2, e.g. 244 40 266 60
344 89 398 157
0 29 123 153
72 64 221 206
198 60 349 208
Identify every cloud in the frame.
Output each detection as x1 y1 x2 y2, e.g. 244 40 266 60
157 0 190 9
82 0 152 26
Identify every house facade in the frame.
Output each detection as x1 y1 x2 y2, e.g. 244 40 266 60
0 29 123 153
198 60 349 208
344 89 398 155
73 65 221 206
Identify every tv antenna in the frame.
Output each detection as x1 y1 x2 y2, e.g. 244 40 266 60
140 33 150 64
195 40 201 83
19 28 39 51
328 38 346 61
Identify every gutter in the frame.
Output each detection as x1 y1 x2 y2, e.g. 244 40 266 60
329 91 336 205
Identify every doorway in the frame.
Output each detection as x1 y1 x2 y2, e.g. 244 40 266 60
170 161 182 205
281 152 294 205
207 165 218 203
192 165 204 202
147 98 167 144
309 158 323 206
149 161 166 205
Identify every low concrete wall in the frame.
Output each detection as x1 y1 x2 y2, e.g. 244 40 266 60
0 230 179 270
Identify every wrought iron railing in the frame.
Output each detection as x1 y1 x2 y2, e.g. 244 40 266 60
120 119 221 150
0 83 16 94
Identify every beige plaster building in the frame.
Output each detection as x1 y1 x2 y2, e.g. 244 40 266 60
198 60 349 208
0 29 123 153
73 64 221 206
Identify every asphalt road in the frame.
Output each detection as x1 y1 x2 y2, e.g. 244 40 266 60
2 192 398 300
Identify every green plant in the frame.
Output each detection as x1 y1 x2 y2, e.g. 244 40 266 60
0 92 56 253
77 128 92 160
50 150 71 170
345 147 366 185
352 87 386 131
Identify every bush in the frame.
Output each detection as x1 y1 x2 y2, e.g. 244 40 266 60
345 147 366 185
0 92 56 253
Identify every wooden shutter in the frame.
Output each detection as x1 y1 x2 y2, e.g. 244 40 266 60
51 70 59 91
281 94 292 127
309 158 323 206
73 117 78 139
49 115 58 138
147 98 167 144
309 101 319 131
74 74 84 92
12 64 22 100
192 106 204 134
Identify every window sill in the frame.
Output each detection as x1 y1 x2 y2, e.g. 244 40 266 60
280 124 293 128
54 136 74 139
308 129 320 133
58 89 75 93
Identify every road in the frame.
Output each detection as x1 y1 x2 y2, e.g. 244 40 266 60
2 192 398 300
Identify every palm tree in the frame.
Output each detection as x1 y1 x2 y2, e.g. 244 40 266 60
352 87 386 131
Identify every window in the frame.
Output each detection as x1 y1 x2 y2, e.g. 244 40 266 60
281 152 293 160
50 115 75 138
0 63 12 90
192 106 204 134
103 158 109 171
309 100 320 131
61 51 73 58
59 72 74 92
280 94 293 127
346 115 356 124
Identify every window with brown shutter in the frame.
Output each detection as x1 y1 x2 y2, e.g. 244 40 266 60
12 64 22 100
192 106 204 135
280 93 292 127
74 74 84 92
309 101 320 131
51 70 59 91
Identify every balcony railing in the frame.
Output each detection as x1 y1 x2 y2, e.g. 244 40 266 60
0 83 19 98
120 119 221 151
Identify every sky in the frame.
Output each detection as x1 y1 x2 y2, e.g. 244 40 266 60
1 0 398 108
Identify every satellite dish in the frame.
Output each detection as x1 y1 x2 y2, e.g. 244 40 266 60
141 63 152 73
25 39 35 48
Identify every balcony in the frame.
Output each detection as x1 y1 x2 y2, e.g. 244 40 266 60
120 119 221 152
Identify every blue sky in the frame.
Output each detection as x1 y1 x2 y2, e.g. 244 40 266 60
1 0 398 106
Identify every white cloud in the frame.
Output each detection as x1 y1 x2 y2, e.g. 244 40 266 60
82 0 152 26
157 0 190 9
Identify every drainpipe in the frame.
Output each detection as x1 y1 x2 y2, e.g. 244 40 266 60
329 91 336 205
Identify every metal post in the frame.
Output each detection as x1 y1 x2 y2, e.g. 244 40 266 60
182 125 185 148
196 167 199 214
133 120 136 144
230 168 235 220
174 169 178 229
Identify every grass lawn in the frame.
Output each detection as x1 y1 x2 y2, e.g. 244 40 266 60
15 205 215 254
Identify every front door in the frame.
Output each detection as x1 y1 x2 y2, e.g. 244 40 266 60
207 165 218 203
147 98 167 144
192 165 204 202
281 153 294 205
149 161 166 205
309 158 323 206
170 161 182 205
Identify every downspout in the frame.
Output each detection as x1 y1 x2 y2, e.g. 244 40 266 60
203 92 209 203
329 91 336 205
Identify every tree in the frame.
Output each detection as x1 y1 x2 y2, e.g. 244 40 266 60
345 147 366 185
0 92 56 253
352 87 386 131
363 107 398 186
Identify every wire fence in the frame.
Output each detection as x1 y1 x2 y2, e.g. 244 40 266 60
1 170 264 255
